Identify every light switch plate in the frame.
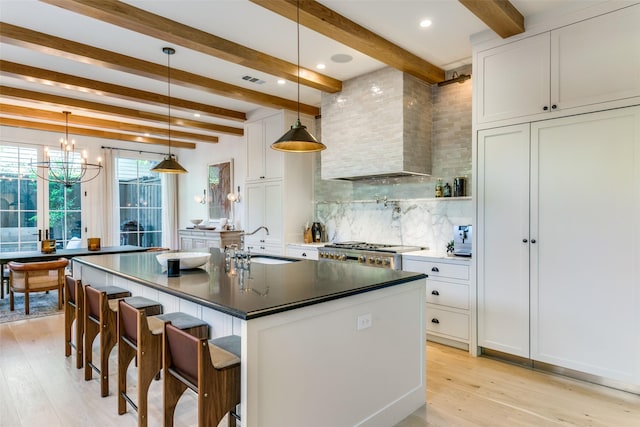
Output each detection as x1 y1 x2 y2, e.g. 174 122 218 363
357 313 372 330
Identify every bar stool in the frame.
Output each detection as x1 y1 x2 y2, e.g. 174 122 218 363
163 323 241 427
65 278 132 369
84 287 161 397
118 301 209 427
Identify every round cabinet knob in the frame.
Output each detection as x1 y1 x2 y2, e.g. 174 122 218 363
531 239 537 244
543 105 549 111
431 266 439 272
301 252 307 257
431 290 440 296
523 238 528 243
431 318 440 324
551 104 557 110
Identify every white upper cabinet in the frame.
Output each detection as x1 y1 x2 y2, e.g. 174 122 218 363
551 5 640 111
246 113 284 181
475 4 640 126
476 33 551 124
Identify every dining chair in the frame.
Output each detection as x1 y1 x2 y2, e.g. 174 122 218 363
8 258 69 315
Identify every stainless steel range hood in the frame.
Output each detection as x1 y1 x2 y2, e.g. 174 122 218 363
321 67 432 181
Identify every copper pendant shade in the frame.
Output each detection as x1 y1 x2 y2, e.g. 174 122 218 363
151 47 188 174
271 0 325 153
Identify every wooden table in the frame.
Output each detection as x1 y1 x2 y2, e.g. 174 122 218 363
0 245 148 299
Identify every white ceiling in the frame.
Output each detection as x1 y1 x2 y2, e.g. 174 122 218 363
0 0 609 145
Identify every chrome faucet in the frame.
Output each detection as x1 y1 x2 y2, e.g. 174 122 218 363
244 226 270 236
240 226 269 250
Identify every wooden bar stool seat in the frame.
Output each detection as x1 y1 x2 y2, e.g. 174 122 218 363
118 303 209 427
84 287 161 397
65 278 130 369
163 323 241 427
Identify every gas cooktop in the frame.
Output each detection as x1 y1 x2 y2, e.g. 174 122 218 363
324 242 423 253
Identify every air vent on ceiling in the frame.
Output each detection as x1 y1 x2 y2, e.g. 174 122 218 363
242 75 266 85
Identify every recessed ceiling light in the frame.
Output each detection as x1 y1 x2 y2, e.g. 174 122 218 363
194 113 201 118
331 53 353 63
277 79 286 85
316 63 326 70
419 19 432 28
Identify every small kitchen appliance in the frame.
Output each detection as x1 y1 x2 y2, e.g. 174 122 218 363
318 242 423 270
453 225 472 257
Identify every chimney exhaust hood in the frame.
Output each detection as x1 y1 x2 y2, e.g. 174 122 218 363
321 67 432 181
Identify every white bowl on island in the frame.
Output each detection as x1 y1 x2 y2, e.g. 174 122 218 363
156 252 211 269
190 219 204 227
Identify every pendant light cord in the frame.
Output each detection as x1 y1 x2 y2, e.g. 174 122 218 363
296 0 301 121
167 50 172 155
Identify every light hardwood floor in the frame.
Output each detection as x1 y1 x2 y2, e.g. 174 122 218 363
1 313 638 427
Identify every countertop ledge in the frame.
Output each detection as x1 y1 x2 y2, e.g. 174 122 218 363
402 250 472 262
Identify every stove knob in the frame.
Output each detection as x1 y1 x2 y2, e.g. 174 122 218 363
319 252 325 258
359 255 366 263
339 253 347 261
383 259 391 266
375 258 383 265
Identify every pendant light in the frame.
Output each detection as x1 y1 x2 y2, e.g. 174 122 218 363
151 47 188 174
271 0 326 153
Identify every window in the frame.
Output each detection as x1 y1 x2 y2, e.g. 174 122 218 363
117 158 162 247
0 146 38 252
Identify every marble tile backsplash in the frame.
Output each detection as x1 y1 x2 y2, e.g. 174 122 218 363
315 198 472 254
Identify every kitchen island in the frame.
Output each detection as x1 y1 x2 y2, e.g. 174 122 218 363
72 250 427 427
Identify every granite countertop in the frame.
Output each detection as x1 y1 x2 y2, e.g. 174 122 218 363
73 250 426 320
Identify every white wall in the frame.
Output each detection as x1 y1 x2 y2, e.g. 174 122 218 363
174 133 245 231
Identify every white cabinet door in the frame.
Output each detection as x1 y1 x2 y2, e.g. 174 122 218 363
244 181 283 253
245 113 284 181
551 5 640 111
263 113 284 180
530 107 640 384
245 182 266 239
263 181 283 246
477 124 531 357
246 120 265 181
476 33 550 124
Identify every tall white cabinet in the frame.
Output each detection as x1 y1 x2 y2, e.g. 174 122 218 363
477 107 640 386
243 110 315 255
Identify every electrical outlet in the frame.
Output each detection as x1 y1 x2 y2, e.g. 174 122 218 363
357 313 372 330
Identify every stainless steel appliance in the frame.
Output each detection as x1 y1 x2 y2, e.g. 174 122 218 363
453 225 472 257
318 241 423 270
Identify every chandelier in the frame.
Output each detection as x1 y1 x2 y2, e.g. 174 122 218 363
30 111 103 188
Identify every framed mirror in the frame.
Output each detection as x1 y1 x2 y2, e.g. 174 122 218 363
207 159 233 221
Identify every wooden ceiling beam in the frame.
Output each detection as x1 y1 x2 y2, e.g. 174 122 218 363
0 59 243 136
250 0 445 84
0 117 197 149
0 22 319 116
0 103 218 144
40 0 341 93
0 85 232 135
458 0 525 38
0 23 246 123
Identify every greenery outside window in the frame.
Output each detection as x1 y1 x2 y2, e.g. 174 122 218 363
117 157 162 247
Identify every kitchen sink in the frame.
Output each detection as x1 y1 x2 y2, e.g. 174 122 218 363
250 256 298 265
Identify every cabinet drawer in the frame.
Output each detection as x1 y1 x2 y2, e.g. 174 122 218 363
248 243 283 256
426 280 469 310
286 247 319 260
426 306 469 340
423 261 469 280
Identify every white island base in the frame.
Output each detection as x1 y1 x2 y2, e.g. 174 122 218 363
241 281 426 427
